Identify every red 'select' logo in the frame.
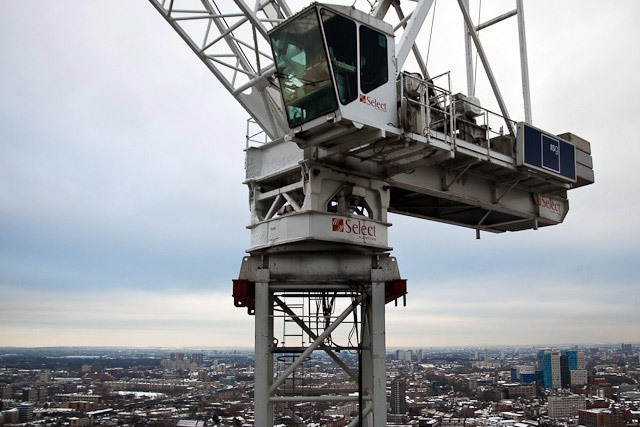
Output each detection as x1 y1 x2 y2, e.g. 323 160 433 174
539 195 562 214
359 94 387 112
331 217 377 239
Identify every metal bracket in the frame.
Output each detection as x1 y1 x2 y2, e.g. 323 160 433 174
491 179 522 204
441 161 475 191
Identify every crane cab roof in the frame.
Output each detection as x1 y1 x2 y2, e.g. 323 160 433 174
269 3 395 37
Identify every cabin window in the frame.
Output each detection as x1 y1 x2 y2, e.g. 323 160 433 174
360 26 388 94
321 9 357 105
270 9 338 127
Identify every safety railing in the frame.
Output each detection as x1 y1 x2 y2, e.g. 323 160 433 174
397 71 517 160
246 117 271 149
453 95 517 159
398 71 456 147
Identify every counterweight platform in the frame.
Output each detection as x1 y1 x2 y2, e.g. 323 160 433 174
234 251 406 427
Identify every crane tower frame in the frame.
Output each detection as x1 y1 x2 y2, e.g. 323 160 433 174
148 0 595 425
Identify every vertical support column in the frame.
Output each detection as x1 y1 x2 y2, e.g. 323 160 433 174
516 0 532 124
462 0 475 96
370 281 387 427
254 282 274 427
362 281 387 427
360 288 374 427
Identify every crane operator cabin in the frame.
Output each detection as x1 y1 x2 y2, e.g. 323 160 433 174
270 4 397 131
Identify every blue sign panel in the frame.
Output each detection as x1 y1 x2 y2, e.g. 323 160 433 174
517 122 576 182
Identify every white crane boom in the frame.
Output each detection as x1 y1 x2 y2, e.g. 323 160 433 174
148 0 291 139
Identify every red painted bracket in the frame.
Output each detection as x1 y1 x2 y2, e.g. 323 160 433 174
385 279 407 306
232 279 255 315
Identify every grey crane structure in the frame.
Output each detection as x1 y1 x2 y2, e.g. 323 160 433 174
148 0 594 425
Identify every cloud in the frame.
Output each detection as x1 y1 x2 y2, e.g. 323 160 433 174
0 285 251 347
0 1 639 347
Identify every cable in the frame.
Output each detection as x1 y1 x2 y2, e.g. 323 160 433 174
425 0 437 68
473 0 482 96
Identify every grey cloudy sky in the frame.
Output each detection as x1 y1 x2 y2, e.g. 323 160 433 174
0 1 638 347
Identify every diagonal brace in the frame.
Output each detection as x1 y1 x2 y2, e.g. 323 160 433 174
274 297 358 381
270 298 360 394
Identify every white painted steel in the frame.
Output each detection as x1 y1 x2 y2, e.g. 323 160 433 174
254 281 274 427
394 0 435 72
148 0 289 139
516 0 532 124
462 0 475 97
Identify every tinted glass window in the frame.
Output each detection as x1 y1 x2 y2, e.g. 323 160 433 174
321 9 357 105
359 26 388 93
270 9 338 127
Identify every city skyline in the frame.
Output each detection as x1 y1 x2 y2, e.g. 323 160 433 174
1 1 639 347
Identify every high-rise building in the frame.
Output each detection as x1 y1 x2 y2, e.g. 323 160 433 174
621 343 632 355
560 350 587 386
538 350 561 389
192 353 204 365
416 349 423 364
560 354 571 388
566 350 586 370
395 349 412 362
484 348 489 362
391 377 407 415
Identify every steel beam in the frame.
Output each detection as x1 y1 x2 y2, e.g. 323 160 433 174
395 0 435 72
516 0 532 124
462 0 474 96
254 282 274 427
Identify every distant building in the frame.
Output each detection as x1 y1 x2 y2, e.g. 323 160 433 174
570 369 588 386
484 348 489 362
579 408 626 427
560 351 587 387
18 403 34 423
391 377 407 415
511 365 536 383
396 349 412 362
548 394 586 418
503 383 536 399
566 350 586 370
192 353 204 365
2 408 19 424
538 350 561 389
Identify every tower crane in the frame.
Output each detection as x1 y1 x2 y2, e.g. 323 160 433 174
148 0 594 425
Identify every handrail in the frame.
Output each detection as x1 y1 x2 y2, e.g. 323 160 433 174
398 71 517 158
